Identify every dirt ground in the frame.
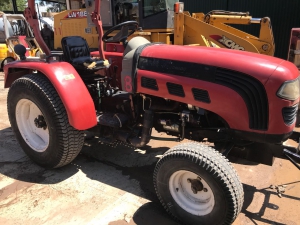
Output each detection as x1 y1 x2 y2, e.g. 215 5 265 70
0 71 299 225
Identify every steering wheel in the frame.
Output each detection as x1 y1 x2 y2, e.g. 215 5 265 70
102 21 139 44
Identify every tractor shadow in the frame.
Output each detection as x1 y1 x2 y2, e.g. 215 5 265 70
79 136 300 225
1 127 299 225
78 134 171 201
0 127 172 214
0 125 170 193
79 135 180 224
0 127 79 184
242 182 300 225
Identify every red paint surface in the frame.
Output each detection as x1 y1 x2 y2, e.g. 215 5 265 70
91 50 123 88
137 70 250 131
4 61 97 130
18 36 30 56
105 43 124 53
140 45 283 84
5 43 300 135
137 44 300 134
265 60 300 133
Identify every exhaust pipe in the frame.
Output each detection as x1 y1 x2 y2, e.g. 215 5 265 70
129 110 153 148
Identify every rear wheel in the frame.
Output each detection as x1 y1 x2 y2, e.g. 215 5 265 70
7 74 84 168
153 142 244 225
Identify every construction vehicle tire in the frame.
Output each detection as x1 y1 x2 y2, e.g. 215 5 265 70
1 57 14 70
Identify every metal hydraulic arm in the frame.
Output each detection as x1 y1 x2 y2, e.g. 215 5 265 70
204 10 275 56
85 0 105 60
174 8 275 56
25 0 106 60
24 0 50 55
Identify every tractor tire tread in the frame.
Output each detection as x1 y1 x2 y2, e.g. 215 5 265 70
7 74 84 168
153 142 244 225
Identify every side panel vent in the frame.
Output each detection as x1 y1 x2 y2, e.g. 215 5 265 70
141 77 158 90
215 68 269 130
166 82 185 97
137 56 269 130
192 88 210 103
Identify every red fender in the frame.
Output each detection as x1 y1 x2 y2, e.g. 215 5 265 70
4 60 97 130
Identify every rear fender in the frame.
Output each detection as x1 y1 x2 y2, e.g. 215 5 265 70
4 61 97 130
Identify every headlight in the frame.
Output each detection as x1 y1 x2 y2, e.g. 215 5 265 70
277 77 300 101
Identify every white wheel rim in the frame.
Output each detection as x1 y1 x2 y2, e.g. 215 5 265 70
169 170 215 216
16 99 49 152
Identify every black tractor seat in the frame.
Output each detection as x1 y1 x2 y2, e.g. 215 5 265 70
61 36 108 72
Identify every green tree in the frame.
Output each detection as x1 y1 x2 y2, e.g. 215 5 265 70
0 0 10 10
0 0 27 11
17 0 27 11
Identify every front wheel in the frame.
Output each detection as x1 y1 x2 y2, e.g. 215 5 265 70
7 74 84 168
153 142 244 225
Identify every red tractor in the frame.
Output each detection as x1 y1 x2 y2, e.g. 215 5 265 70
3 1 300 224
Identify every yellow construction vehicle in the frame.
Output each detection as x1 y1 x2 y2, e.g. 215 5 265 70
52 9 100 50
287 28 300 68
0 12 43 69
174 7 275 56
51 0 274 56
0 12 15 69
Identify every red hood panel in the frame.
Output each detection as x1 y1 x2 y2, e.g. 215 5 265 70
137 44 299 135
139 44 293 84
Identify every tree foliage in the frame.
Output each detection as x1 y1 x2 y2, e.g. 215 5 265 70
0 0 27 11
0 0 10 7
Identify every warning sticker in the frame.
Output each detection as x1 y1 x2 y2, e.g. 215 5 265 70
63 74 75 80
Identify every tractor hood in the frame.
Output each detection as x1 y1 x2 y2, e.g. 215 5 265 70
137 44 298 85
122 41 299 135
